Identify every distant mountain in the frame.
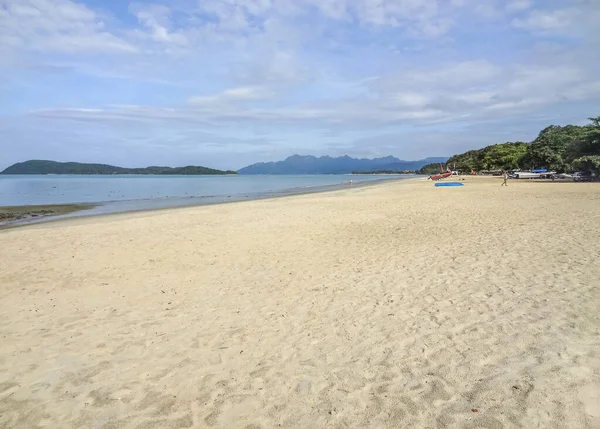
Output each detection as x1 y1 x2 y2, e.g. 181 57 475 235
237 155 448 174
1 160 237 175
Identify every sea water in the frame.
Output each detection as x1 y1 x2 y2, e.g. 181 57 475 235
0 174 414 216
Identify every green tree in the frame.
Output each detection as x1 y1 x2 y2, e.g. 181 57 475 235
418 163 445 175
447 149 484 172
446 115 599 175
481 142 527 170
569 118 600 174
447 142 527 172
572 156 600 174
522 125 588 172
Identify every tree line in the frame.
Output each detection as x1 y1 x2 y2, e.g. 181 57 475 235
420 116 600 175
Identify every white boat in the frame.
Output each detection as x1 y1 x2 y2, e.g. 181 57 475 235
512 171 557 179
513 172 540 179
553 173 572 179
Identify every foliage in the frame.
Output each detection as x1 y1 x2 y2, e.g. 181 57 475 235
447 143 527 172
1 160 237 175
481 142 528 170
447 116 599 174
418 163 445 175
446 150 481 172
521 125 588 172
572 156 600 175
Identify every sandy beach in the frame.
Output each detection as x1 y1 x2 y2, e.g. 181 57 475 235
1 177 599 429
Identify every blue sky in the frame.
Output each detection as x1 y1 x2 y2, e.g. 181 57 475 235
1 0 599 170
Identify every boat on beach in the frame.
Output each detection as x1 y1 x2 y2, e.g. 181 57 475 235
512 169 556 179
429 172 452 180
428 163 454 180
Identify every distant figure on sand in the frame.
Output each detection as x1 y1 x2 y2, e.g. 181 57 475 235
502 171 508 186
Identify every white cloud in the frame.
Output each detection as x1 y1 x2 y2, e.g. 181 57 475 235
197 0 253 32
2 0 600 166
387 93 431 108
130 3 189 45
0 0 523 61
512 8 578 34
371 60 502 94
0 0 137 53
188 86 274 104
506 0 532 12
181 0 463 39
471 3 501 19
306 0 350 21
233 50 313 85
28 55 600 129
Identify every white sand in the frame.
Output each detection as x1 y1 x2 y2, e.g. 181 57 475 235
1 177 599 428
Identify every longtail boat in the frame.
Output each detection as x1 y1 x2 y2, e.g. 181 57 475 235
429 172 452 180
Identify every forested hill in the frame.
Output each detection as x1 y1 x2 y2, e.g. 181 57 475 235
446 116 600 174
1 160 237 175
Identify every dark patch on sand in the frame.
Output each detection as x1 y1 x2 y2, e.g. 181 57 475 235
0 204 95 228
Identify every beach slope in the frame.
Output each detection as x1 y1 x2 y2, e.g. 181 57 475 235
1 177 599 428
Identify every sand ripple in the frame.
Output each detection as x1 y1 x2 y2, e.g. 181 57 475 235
1 178 599 428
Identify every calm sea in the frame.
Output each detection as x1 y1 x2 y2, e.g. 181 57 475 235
0 174 414 216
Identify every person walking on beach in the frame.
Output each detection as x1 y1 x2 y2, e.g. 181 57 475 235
501 170 508 186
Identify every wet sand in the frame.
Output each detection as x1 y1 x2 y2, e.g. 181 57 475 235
0 204 94 228
1 177 599 428
0 176 412 228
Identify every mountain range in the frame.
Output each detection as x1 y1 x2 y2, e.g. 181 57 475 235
2 156 449 176
1 160 237 175
237 155 448 174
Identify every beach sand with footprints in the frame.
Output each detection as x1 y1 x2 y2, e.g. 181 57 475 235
1 176 599 428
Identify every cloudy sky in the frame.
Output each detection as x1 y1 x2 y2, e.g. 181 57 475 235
1 0 599 170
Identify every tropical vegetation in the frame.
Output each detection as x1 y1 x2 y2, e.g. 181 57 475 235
446 117 600 175
418 163 446 175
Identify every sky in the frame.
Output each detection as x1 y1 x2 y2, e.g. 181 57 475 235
1 0 599 170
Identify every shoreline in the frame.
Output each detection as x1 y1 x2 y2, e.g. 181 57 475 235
0 203 96 229
1 176 599 428
0 175 424 230
3 176 593 231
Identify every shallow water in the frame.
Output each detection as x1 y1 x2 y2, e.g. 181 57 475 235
0 174 414 217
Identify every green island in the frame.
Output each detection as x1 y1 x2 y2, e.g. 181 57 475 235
418 116 600 175
0 160 237 175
